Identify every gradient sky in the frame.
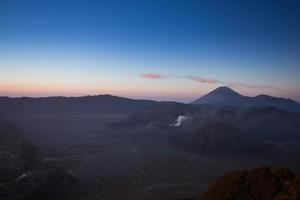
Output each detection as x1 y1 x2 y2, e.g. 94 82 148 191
1 0 300 102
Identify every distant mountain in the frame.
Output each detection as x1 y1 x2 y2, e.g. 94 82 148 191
198 166 300 200
0 95 157 115
191 86 300 113
171 122 282 158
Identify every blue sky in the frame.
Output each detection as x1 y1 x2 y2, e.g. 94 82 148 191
0 0 299 102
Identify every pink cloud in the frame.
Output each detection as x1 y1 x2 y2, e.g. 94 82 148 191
140 73 167 79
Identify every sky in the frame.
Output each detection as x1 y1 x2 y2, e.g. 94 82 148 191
0 0 300 102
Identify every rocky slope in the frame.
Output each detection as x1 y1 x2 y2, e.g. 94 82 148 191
0 119 78 200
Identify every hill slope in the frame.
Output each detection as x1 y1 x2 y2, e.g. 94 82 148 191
171 122 282 157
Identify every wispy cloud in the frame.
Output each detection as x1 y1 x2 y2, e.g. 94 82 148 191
183 76 220 84
140 72 279 92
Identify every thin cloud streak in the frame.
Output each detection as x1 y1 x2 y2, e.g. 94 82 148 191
140 72 279 92
227 82 280 92
183 76 220 84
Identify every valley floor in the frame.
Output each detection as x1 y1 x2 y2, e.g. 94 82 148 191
2 113 300 200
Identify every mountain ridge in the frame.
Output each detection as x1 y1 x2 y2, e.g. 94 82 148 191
0 95 158 115
191 86 300 113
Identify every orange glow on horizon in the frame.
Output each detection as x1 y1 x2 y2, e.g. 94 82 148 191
1 81 299 102
0 81 206 100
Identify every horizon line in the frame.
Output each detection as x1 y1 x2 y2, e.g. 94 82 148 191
1 86 299 103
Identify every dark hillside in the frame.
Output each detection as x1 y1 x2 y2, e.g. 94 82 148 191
198 166 300 200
